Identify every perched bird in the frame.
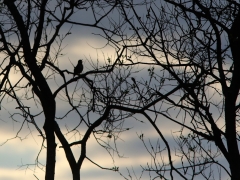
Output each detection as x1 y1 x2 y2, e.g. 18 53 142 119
73 60 83 77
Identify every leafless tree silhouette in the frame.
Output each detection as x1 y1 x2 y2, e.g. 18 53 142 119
99 0 240 179
0 1 135 180
2 1 240 180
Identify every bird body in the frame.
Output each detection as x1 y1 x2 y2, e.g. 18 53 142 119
74 60 83 77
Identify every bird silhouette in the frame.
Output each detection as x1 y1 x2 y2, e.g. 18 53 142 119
73 60 83 77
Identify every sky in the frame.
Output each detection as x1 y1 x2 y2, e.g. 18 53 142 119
0 1 231 180
0 3 161 179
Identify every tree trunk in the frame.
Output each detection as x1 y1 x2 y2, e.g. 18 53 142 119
43 117 56 180
225 94 240 180
227 10 240 180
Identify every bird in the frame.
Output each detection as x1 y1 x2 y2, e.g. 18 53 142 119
73 60 83 77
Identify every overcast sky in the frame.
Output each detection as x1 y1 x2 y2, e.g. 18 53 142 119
0 2 160 179
0 1 230 180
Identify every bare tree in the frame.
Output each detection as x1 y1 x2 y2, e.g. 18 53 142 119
0 1 135 180
3 0 240 179
99 0 240 179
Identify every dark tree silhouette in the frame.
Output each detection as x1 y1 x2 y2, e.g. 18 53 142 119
2 0 240 180
0 1 133 180
98 0 240 179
